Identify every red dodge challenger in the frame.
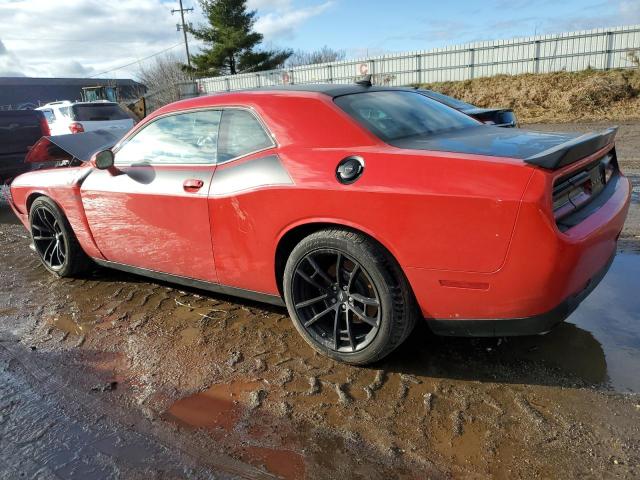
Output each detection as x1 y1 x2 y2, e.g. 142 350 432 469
8 84 631 364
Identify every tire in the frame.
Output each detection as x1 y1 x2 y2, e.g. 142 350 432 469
29 196 91 277
283 228 417 365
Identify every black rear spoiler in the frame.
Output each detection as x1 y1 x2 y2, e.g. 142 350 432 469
524 127 617 170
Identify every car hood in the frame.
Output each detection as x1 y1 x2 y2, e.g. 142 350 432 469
25 129 124 164
390 125 617 169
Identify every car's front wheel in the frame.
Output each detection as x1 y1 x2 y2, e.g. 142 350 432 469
283 229 417 365
29 196 91 277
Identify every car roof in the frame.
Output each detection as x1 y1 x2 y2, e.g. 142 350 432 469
249 84 417 98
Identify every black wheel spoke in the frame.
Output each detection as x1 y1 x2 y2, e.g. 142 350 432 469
32 224 53 234
347 264 360 291
345 309 356 351
349 304 378 327
43 239 55 263
350 293 379 307
33 235 54 241
55 243 64 265
296 269 325 291
305 256 334 286
303 304 337 328
295 293 329 309
335 252 343 287
39 209 55 231
292 248 381 353
333 308 340 350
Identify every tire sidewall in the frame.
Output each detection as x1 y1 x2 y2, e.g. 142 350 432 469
283 232 402 365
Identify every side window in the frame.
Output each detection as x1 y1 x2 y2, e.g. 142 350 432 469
115 110 221 165
41 109 55 124
58 106 72 119
217 109 274 163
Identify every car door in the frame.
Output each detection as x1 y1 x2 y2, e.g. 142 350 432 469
81 109 221 283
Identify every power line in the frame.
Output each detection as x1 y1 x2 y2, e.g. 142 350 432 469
88 42 185 78
1 36 159 44
171 0 194 69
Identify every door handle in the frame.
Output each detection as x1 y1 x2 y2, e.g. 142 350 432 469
183 178 204 192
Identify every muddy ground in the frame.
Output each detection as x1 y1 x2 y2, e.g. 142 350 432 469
1 122 639 479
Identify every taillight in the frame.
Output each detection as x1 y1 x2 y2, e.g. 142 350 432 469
69 122 84 134
39 116 50 136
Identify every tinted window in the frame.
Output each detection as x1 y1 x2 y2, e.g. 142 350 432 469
218 109 273 162
58 106 72 118
41 109 55 123
115 110 221 165
334 91 479 142
72 103 130 121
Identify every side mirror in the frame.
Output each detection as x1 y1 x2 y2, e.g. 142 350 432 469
94 150 114 170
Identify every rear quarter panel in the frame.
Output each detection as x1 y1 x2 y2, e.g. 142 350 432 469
204 92 533 294
212 150 532 294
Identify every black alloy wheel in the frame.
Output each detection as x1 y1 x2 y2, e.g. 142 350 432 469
29 196 91 277
31 204 67 271
283 229 417 365
291 249 381 353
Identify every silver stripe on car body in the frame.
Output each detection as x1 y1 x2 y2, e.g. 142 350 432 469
210 154 293 197
82 165 215 197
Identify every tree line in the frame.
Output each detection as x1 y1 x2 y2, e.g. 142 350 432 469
186 0 344 76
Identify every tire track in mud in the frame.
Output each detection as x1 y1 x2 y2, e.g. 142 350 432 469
2 201 640 478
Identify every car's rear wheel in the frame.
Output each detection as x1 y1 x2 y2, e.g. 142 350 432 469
283 229 417 365
29 197 91 277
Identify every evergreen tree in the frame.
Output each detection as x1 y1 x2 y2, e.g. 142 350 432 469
189 0 291 76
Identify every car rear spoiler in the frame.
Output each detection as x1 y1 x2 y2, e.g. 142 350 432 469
524 127 617 170
25 129 124 164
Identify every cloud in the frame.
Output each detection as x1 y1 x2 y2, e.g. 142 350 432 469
0 0 188 78
254 1 333 40
0 38 25 76
247 0 292 9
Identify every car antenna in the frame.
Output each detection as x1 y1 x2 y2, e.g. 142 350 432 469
355 74 373 87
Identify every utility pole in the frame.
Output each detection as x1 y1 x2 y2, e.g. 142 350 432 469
172 0 194 68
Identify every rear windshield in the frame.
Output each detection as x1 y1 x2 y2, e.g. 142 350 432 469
71 104 130 121
334 91 478 142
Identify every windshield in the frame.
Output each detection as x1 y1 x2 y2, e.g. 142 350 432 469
71 104 130 121
334 91 479 142
420 90 476 110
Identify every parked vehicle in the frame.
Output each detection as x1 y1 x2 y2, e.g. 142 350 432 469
9 84 630 364
0 109 49 184
36 101 134 136
418 89 518 127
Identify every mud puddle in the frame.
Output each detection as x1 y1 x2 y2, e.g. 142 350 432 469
2 189 640 477
566 252 640 392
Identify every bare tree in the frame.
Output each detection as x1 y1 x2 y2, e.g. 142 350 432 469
286 46 346 68
137 53 192 107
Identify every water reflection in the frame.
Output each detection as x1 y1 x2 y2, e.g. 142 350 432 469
388 252 640 392
569 252 640 392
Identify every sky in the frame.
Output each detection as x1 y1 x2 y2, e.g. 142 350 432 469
0 0 638 80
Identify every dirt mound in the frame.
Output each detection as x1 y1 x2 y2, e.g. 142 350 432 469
419 69 640 123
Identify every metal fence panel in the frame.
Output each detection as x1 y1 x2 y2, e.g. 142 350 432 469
195 25 640 95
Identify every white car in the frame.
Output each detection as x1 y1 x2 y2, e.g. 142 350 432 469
37 101 135 136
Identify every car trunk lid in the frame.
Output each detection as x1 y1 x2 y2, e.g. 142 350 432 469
390 125 616 170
